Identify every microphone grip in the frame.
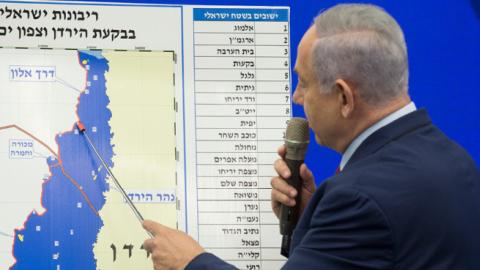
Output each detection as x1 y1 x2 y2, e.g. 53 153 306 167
279 158 303 256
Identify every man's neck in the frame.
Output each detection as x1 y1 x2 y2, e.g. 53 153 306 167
336 95 411 153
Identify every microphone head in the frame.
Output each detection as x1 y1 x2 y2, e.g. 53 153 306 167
285 118 309 160
285 118 309 143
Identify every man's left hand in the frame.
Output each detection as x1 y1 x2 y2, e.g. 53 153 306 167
143 220 205 270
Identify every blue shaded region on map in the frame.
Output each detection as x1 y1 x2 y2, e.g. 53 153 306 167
11 51 112 270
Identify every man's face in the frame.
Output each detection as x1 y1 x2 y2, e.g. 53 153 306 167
293 26 340 148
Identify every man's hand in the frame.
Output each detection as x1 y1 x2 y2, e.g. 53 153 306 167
271 145 315 219
143 220 205 270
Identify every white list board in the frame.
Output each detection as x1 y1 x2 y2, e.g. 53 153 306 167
190 8 290 269
0 2 291 269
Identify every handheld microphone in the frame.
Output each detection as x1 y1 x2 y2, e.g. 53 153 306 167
279 117 309 257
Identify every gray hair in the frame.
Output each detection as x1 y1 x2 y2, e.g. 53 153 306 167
312 4 409 105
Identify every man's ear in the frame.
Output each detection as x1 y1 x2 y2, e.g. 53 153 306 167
334 79 355 118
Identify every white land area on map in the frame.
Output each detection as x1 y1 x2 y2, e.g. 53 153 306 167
0 49 85 268
93 51 177 269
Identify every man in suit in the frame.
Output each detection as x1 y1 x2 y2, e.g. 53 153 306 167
142 4 480 269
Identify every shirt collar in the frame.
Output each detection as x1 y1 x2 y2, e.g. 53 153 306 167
339 102 417 171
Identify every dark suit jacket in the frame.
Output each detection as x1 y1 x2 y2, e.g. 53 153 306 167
186 109 480 270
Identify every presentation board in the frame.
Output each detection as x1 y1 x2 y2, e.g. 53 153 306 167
0 1 290 269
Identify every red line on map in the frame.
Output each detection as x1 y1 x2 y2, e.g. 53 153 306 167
0 124 58 157
60 166 99 216
0 124 99 217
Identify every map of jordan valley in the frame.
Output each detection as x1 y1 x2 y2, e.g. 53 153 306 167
0 49 177 270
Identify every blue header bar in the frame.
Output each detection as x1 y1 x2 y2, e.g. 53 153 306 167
194 8 288 22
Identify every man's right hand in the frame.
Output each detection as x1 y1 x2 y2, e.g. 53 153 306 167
271 145 316 219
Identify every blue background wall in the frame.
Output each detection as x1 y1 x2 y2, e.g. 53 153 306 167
86 0 480 184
